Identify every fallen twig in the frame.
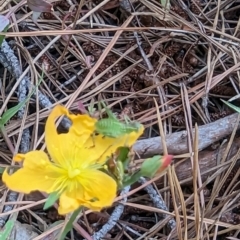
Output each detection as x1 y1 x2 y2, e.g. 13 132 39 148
174 137 240 185
92 186 130 240
138 177 176 231
0 40 30 227
134 112 240 156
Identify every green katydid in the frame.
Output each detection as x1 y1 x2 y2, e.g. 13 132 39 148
94 101 143 138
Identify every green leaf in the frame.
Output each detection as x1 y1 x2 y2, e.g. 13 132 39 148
47 220 65 230
122 156 164 187
58 207 83 240
0 167 6 174
140 155 162 178
0 25 9 47
0 220 14 240
122 171 142 187
0 72 44 127
116 146 130 170
44 192 60 210
221 99 240 113
0 100 30 126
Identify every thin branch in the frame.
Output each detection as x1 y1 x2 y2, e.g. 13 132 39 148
134 112 240 156
92 186 130 240
138 177 176 231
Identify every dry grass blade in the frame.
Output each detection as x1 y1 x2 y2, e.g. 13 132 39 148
65 16 134 106
193 123 201 239
206 114 240 213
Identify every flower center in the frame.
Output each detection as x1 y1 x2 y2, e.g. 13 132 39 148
68 169 80 179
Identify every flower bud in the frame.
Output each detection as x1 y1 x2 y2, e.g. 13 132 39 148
140 155 173 177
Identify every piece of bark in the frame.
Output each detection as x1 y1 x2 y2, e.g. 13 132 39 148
133 113 239 156
174 137 240 184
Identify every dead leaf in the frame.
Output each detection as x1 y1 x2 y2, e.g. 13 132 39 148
27 0 53 12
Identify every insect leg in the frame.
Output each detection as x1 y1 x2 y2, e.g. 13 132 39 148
123 114 131 124
100 101 118 120
97 101 103 119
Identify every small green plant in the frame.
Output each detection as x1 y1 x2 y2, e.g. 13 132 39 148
0 220 14 240
221 99 240 113
0 73 43 132
58 207 83 240
0 73 43 153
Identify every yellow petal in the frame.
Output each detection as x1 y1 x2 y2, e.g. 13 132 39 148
45 105 96 165
58 193 82 215
66 110 97 137
3 151 62 194
57 170 117 214
75 170 117 210
85 125 144 164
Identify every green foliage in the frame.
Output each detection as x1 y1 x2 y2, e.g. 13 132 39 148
122 171 142 188
44 192 60 210
0 25 9 47
58 207 83 240
121 155 167 187
0 220 14 240
221 99 240 113
0 167 5 174
140 155 162 178
106 147 131 189
106 149 165 188
0 99 30 128
116 146 130 170
0 72 43 131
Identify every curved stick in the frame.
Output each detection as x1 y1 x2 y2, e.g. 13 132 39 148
133 113 239 156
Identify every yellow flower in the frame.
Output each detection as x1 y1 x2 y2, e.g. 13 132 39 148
3 105 144 215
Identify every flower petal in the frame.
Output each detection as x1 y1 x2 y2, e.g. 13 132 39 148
67 110 97 137
45 105 96 165
58 193 81 215
84 125 144 164
3 151 61 194
58 170 117 214
156 155 173 174
75 170 117 210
